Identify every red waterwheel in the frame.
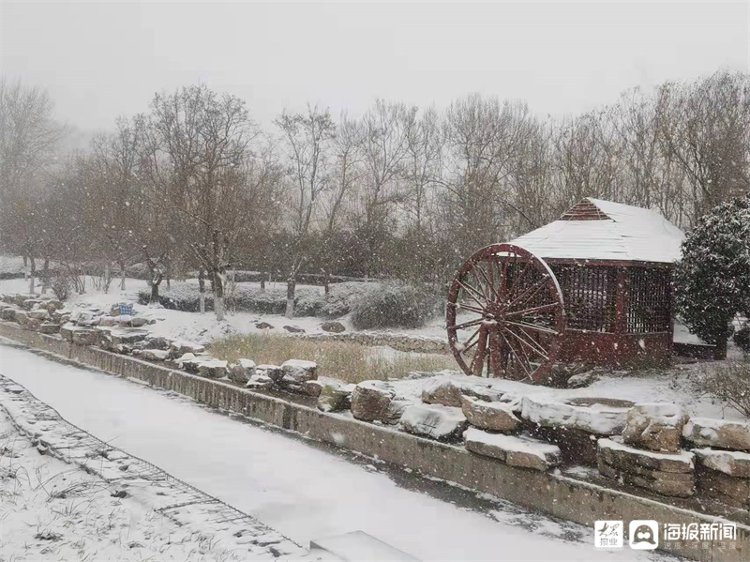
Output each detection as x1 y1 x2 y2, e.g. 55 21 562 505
446 243 566 383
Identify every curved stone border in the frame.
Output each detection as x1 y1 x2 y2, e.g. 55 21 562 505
0 320 747 562
0 370 303 560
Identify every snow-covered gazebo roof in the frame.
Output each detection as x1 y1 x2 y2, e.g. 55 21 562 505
510 198 685 264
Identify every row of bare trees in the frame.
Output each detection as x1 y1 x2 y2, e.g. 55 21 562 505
1 71 748 319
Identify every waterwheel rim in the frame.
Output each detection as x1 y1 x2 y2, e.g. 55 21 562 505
446 243 566 383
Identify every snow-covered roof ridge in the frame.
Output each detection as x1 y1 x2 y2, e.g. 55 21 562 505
509 197 685 264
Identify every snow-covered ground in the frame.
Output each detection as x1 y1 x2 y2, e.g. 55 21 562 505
0 383 285 561
0 340 671 562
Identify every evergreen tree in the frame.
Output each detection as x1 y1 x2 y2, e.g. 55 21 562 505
675 194 750 358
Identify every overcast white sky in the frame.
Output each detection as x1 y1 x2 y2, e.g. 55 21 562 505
1 0 748 133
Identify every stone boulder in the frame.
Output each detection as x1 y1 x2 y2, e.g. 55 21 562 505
683 418 750 451
693 448 750 479
421 376 463 407
196 358 229 378
597 438 694 497
399 403 467 442
283 325 305 333
255 322 274 330
229 358 257 384
351 380 395 422
256 364 285 383
464 427 562 471
37 322 60 335
695 465 750 508
317 384 352 413
320 321 346 333
71 328 98 346
522 396 634 436
169 340 206 357
144 337 171 350
27 308 50 320
137 349 170 361
461 395 520 433
622 403 689 453
0 306 17 321
281 359 317 383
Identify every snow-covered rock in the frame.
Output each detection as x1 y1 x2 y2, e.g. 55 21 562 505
598 438 694 473
521 396 633 435
464 428 561 471
461 395 520 433
683 417 750 451
137 349 170 362
399 403 467 442
281 359 317 383
696 465 750 508
693 448 750 478
169 340 206 357
229 358 256 384
27 308 49 320
196 358 229 379
256 364 285 382
421 376 463 407
37 322 60 335
351 380 395 422
317 384 351 413
0 306 17 321
622 403 688 453
597 438 695 497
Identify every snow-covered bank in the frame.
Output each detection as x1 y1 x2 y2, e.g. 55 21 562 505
0 341 669 562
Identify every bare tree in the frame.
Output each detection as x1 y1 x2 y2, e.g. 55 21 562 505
146 85 257 319
0 79 65 293
276 105 335 317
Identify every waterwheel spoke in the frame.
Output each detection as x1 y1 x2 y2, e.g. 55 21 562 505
504 326 549 361
506 302 560 318
474 261 499 302
454 317 484 331
505 320 560 336
461 326 482 352
457 279 487 309
449 301 486 315
500 331 533 379
489 329 508 376
508 275 549 310
470 326 488 376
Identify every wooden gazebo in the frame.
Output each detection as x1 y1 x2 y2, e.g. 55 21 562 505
446 198 685 382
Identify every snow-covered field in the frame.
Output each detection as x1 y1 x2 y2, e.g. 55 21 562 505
0 341 671 562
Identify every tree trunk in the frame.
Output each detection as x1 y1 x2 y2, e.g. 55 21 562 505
322 269 330 295
104 262 111 293
260 272 266 292
28 256 36 294
285 276 296 318
118 259 126 290
714 335 729 360
150 282 159 303
213 269 225 321
41 258 50 294
198 268 206 314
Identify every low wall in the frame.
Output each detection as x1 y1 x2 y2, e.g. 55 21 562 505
0 320 747 562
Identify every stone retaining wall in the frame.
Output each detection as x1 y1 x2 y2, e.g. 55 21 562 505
0 320 747 562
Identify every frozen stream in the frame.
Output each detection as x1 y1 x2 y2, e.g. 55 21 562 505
0 340 670 561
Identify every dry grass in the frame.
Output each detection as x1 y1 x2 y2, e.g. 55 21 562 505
210 333 456 383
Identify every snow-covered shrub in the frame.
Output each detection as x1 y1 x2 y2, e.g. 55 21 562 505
320 281 381 318
675 195 750 358
51 274 70 301
704 360 750 418
734 326 750 354
349 282 441 330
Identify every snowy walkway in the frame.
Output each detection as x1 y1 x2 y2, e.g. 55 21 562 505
0 340 670 561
